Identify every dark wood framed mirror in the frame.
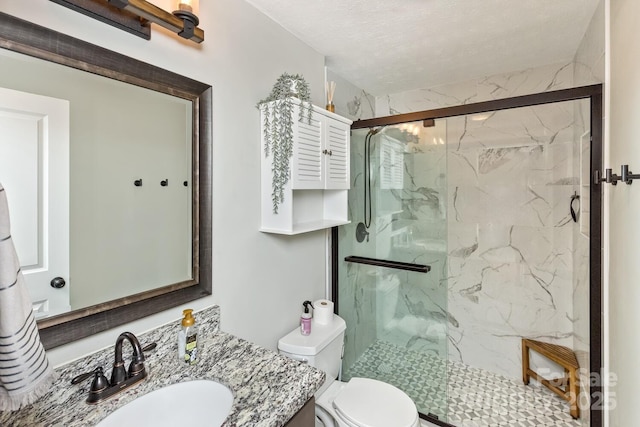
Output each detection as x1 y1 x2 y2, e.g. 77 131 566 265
0 12 212 349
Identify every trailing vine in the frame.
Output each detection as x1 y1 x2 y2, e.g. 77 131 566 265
257 73 313 213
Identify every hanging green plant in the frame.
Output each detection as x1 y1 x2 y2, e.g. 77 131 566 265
257 73 313 213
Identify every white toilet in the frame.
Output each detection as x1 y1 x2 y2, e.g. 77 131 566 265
278 315 420 427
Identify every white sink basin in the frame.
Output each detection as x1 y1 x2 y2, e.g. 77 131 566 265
97 380 233 427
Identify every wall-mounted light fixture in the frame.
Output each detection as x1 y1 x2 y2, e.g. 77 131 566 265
172 0 200 39
49 0 204 43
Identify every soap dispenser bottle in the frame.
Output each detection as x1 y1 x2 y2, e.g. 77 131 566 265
300 301 314 336
178 309 198 364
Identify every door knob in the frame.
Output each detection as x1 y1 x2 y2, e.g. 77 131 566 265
50 277 66 289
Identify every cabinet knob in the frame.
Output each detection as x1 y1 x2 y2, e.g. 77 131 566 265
328 150 333 156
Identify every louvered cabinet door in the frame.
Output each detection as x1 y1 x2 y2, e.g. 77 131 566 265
291 109 324 190
323 120 350 190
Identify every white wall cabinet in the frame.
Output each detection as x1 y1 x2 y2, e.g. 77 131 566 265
260 99 352 234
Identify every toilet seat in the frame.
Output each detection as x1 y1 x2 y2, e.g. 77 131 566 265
331 378 419 427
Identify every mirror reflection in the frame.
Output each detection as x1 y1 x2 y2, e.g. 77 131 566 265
0 48 193 318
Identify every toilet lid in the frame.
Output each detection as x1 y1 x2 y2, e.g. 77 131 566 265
333 378 418 427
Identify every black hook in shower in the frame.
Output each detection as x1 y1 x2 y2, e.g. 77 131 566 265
570 191 580 223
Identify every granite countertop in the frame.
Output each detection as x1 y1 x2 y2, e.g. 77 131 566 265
0 306 325 426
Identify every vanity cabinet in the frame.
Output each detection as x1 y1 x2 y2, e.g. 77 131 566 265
284 398 315 427
260 99 352 235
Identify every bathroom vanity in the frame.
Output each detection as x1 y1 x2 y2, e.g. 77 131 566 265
0 306 324 426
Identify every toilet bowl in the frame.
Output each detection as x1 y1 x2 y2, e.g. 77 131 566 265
316 377 420 427
278 314 420 427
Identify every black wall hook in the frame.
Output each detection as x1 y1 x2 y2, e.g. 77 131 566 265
570 192 580 223
160 179 168 187
134 179 143 187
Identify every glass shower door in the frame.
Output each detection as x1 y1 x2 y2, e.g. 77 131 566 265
337 121 449 420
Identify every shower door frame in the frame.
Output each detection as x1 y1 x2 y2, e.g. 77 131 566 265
331 84 603 427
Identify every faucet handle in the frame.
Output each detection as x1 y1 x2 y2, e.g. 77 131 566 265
128 349 146 377
125 342 155 378
89 367 110 394
71 367 103 385
128 345 148 378
71 370 95 385
127 359 146 378
142 342 157 353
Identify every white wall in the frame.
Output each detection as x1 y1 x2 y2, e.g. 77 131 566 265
0 0 328 366
608 0 640 424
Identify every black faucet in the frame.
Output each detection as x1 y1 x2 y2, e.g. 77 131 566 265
71 332 151 404
110 332 146 385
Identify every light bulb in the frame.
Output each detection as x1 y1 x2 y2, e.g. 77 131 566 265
176 0 198 15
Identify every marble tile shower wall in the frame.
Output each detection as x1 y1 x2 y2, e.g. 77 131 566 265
376 62 581 380
376 62 574 116
445 103 577 379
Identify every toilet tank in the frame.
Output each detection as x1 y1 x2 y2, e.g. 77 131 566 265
278 315 346 382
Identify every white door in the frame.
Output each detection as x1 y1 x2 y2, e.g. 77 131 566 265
0 87 70 318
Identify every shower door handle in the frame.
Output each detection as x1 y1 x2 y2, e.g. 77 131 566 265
344 256 431 273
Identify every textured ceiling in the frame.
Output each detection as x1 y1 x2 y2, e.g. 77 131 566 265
244 0 600 96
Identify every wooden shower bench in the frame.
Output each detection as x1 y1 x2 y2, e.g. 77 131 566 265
522 338 580 419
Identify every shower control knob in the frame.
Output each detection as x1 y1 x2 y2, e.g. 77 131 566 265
355 223 370 243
